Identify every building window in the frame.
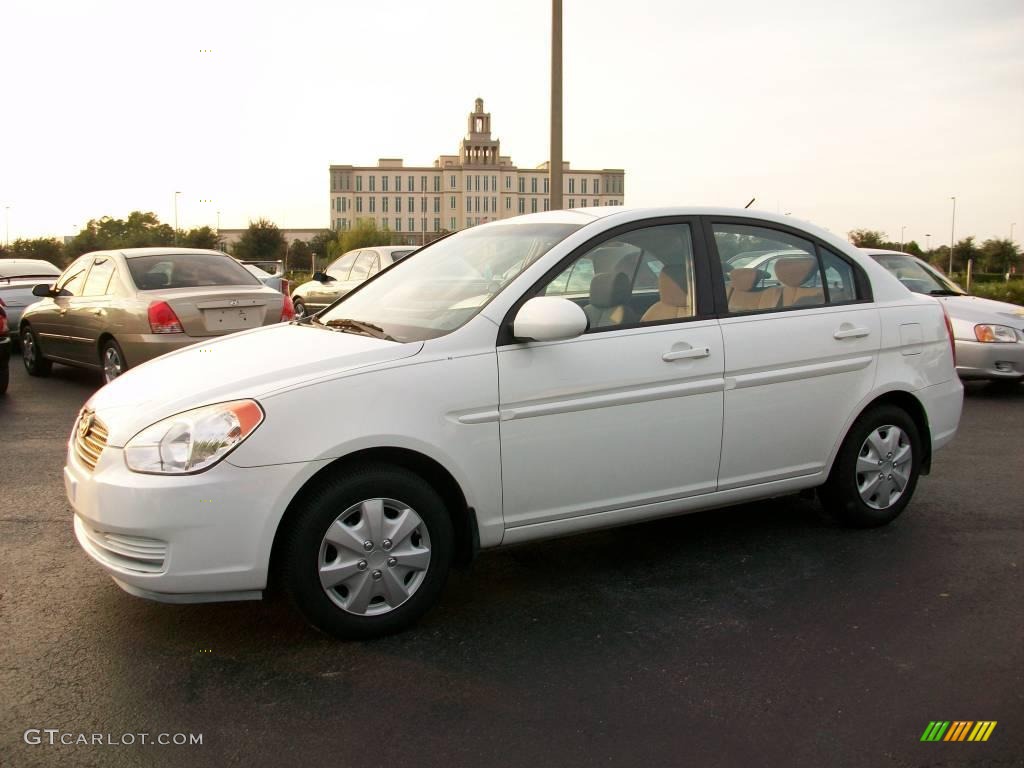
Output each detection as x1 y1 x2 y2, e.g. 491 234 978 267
395 197 401 213
483 175 489 192
369 176 376 192
491 197 496 212
395 218 401 231
518 198 525 214
382 197 389 212
483 197 489 213
568 198 575 208
581 199 587 207
382 176 388 192
466 176 472 191
475 175 480 191
569 178 575 194
531 177 537 193
491 175 497 190
518 177 525 193
594 179 600 194
466 197 472 212
409 218 415 231
409 175 415 191
543 198 550 211
356 197 363 213
450 196 456 210
531 198 538 213
450 175 456 189
356 176 363 192
434 197 440 212
505 176 511 190
450 217 456 230
543 178 549 194
369 197 376 212
581 179 588 194
434 176 441 192
435 218 441 232
594 199 599 207
408 196 415 212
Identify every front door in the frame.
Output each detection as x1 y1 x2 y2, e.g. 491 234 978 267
496 220 725 530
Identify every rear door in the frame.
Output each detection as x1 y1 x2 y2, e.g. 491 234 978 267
707 218 880 490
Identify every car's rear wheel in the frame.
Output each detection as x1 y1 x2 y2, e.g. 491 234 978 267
101 339 128 384
292 298 308 318
21 326 52 377
0 359 8 395
281 464 453 639
819 405 922 528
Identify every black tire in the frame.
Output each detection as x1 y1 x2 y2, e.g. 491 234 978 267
21 326 52 377
819 405 922 528
281 464 454 639
100 338 128 384
292 299 307 318
0 360 8 395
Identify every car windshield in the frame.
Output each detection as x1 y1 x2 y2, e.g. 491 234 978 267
871 253 966 296
127 254 262 290
317 222 581 342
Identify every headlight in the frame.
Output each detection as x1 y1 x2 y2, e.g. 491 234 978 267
124 400 264 474
974 324 1018 343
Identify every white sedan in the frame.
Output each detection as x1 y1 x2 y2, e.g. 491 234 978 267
65 208 963 638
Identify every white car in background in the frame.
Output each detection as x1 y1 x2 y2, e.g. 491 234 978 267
865 249 1024 382
0 258 63 337
65 208 962 639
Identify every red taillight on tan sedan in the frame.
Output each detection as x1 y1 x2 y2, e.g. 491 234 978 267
280 296 295 322
148 301 184 334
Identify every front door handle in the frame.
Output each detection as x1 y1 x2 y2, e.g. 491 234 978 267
663 346 711 362
833 327 870 340
92 309 104 316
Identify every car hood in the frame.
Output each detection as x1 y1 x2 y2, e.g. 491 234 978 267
87 322 423 446
936 295 1024 326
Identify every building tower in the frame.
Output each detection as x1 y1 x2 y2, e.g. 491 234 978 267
460 98 500 167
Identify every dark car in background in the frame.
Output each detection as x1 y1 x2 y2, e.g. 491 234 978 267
0 300 9 394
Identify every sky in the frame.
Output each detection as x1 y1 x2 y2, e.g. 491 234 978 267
1 0 1022 247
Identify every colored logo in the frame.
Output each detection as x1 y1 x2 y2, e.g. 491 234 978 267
921 721 997 742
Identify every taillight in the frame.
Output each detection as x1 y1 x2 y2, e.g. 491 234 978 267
280 296 295 322
941 304 956 367
279 278 290 296
0 302 7 336
148 301 184 334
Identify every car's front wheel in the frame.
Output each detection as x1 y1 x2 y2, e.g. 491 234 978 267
101 339 128 384
21 326 52 377
819 405 922 528
281 464 454 639
292 299 308 318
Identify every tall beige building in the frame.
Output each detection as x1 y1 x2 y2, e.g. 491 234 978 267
328 99 625 244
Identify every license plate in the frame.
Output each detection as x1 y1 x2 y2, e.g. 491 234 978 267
203 308 255 331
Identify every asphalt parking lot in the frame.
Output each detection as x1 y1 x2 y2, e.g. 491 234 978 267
1 353 1021 768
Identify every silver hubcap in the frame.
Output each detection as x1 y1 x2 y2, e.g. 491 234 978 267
294 301 306 317
318 498 431 616
856 425 912 510
23 333 36 365
103 347 123 382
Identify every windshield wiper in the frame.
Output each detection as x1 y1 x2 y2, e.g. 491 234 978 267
928 289 965 296
323 317 394 341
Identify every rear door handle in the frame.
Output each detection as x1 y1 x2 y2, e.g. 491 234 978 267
833 327 870 340
663 346 710 362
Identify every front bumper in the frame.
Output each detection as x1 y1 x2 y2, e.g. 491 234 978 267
66 439 326 602
955 338 1024 381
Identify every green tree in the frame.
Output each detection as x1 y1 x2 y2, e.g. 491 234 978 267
308 230 335 271
233 218 287 262
847 229 888 248
3 237 67 268
179 226 220 250
977 238 1020 274
288 239 314 272
66 211 174 257
327 219 394 259
951 237 978 273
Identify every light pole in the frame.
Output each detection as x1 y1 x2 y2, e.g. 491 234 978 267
3 205 9 247
550 0 563 211
925 233 931 251
174 191 182 244
948 196 956 274
900 225 906 251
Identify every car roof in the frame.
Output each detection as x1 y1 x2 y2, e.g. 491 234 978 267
0 258 62 271
860 248 915 257
84 247 231 259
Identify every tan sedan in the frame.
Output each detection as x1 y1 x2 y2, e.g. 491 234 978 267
20 248 295 383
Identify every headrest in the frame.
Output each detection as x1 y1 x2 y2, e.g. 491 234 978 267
775 257 817 288
589 271 631 308
729 267 762 292
658 266 688 307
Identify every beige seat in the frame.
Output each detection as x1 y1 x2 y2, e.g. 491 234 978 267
727 268 781 312
641 265 692 322
775 257 824 307
584 272 636 329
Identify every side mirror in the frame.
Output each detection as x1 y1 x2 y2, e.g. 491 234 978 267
32 283 54 297
312 271 333 283
513 297 588 342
